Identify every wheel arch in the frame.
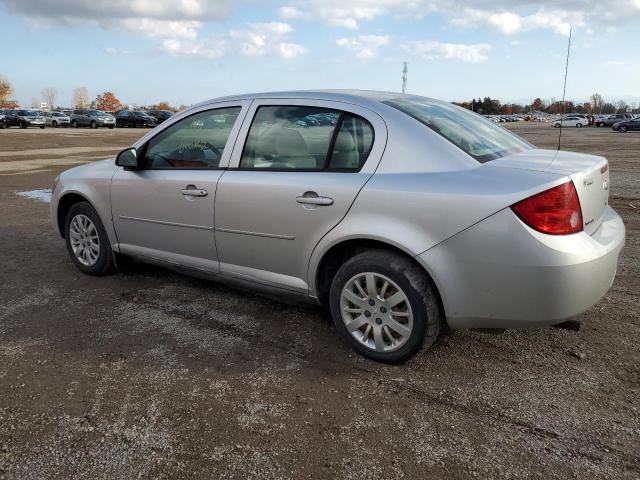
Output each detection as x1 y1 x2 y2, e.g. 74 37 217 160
56 192 92 238
311 236 445 316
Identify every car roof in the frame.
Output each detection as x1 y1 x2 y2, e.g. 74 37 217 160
192 89 440 112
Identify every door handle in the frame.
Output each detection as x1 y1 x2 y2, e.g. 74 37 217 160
181 186 208 197
296 193 333 206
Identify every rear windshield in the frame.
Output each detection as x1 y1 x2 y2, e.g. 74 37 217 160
383 97 532 163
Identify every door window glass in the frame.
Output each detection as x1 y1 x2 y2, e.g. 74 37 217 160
327 114 374 170
144 107 241 169
240 106 341 170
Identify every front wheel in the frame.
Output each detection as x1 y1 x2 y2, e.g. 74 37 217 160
576 123 582 128
52 121 58 128
90 120 97 129
554 123 560 128
329 250 442 363
619 126 628 133
64 202 115 276
71 120 78 128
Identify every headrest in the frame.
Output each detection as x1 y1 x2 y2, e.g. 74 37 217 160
334 129 356 153
275 128 309 157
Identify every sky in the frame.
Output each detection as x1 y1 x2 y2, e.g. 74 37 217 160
0 0 639 108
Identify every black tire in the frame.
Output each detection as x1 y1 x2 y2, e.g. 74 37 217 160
40 125 45 129
52 121 58 128
71 120 78 128
576 123 582 128
108 125 114 129
598 122 605 127
90 120 97 129
0 121 6 129
64 202 115 276
619 126 628 133
329 249 442 363
20 121 26 129
554 123 560 128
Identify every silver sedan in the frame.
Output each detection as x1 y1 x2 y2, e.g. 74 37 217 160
45 111 71 128
50 91 625 363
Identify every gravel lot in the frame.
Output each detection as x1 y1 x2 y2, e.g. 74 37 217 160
0 124 638 479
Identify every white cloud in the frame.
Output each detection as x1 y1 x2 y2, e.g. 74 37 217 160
229 22 305 58
161 38 228 59
115 18 202 40
336 35 390 59
278 0 640 35
404 41 491 63
279 0 426 29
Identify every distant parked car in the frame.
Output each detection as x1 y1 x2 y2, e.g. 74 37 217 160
612 117 640 132
45 111 71 128
115 110 156 128
70 109 116 129
0 109 6 129
4 109 46 129
146 110 174 124
553 116 586 128
597 114 633 127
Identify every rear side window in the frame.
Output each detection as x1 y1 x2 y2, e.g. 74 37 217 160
240 106 374 171
328 114 374 170
384 97 532 163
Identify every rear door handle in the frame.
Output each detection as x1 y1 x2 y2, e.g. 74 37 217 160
296 194 333 206
181 186 208 197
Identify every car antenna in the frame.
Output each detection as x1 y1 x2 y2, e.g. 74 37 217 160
557 27 572 151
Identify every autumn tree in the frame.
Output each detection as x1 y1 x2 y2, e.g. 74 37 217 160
73 87 90 108
41 87 58 109
95 91 122 111
154 101 174 111
531 98 544 112
0 77 13 105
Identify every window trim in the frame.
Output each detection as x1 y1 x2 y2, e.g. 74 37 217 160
234 105 374 173
137 105 244 171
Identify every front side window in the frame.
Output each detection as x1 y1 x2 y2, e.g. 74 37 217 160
240 106 341 170
384 97 532 163
143 106 241 169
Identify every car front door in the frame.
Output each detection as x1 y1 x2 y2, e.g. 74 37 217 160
110 101 251 272
214 99 386 293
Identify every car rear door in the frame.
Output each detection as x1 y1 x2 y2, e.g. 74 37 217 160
111 100 251 272
214 99 387 293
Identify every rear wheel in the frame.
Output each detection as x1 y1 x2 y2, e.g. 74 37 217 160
576 123 582 128
554 123 560 128
52 120 58 128
90 120 97 129
20 121 27 129
71 120 78 128
329 250 442 363
619 125 628 133
64 202 115 276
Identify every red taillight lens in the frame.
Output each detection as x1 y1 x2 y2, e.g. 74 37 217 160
511 181 583 235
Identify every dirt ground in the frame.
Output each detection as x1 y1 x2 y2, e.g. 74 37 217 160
0 124 638 479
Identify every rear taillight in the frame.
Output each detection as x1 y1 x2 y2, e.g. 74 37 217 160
511 181 583 235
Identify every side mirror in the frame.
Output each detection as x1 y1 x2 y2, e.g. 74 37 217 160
115 147 140 169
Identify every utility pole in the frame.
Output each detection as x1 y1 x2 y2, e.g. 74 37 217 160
401 61 408 94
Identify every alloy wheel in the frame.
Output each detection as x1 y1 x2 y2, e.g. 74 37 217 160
340 272 413 353
69 214 100 266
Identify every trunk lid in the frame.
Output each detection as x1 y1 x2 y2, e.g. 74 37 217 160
491 149 609 235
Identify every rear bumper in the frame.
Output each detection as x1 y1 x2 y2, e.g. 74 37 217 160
418 206 625 329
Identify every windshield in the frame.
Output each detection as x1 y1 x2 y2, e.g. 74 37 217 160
22 110 38 116
383 97 533 163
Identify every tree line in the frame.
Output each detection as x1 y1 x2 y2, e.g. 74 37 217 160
454 94 638 115
0 77 183 112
